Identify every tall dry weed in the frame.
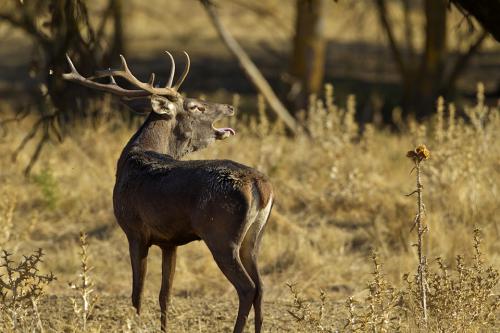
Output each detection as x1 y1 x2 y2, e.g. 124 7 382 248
69 232 98 331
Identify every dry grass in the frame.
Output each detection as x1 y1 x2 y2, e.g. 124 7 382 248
0 84 499 331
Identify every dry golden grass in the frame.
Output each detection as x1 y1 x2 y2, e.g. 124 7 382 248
0 84 499 331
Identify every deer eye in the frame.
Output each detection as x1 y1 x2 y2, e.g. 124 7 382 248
187 101 205 112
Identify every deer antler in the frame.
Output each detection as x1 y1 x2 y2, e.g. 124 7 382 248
63 51 191 98
173 51 190 90
165 51 175 88
90 54 181 97
164 51 190 90
62 54 153 98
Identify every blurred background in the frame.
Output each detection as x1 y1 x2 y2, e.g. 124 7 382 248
1 0 498 123
0 1 499 332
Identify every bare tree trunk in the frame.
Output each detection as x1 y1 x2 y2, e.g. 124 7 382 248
109 0 125 60
289 0 326 111
416 0 447 118
376 0 470 119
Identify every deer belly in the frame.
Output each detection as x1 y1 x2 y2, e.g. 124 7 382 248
138 204 199 246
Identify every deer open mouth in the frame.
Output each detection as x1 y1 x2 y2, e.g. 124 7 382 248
213 124 236 139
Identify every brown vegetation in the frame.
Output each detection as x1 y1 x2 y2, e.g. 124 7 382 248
0 84 498 331
0 1 499 331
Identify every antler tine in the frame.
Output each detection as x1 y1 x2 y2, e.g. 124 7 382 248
173 51 190 90
164 51 175 88
148 73 155 86
119 54 131 73
110 74 117 84
62 54 151 98
105 68 118 84
118 54 151 89
64 53 78 75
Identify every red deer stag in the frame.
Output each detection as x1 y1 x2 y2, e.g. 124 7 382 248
63 52 273 333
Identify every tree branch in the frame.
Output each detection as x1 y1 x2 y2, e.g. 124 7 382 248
375 0 406 78
451 0 500 42
443 30 488 92
199 0 298 134
401 0 416 60
0 12 49 47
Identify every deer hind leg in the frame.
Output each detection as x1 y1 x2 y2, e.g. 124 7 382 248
239 198 273 333
205 239 256 333
159 246 177 332
128 237 149 314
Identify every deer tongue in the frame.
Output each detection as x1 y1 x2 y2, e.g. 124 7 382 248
215 127 235 136
214 127 236 139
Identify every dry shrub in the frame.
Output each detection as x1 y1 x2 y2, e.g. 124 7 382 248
0 249 55 332
405 229 500 331
286 282 328 332
287 232 499 332
344 252 405 332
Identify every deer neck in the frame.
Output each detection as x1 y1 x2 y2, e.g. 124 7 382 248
130 113 175 155
118 113 189 171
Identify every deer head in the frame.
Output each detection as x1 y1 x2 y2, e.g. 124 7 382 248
63 52 236 157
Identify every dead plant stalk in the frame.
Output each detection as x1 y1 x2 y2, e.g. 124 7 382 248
407 144 431 325
69 231 97 331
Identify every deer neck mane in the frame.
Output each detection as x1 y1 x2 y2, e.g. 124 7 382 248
117 112 193 172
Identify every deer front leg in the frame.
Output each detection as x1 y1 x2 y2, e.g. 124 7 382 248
128 238 149 314
159 246 177 332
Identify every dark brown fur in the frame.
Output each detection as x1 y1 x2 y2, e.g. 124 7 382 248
63 54 273 332
113 98 273 333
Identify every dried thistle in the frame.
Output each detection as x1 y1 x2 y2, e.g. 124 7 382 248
343 252 404 332
68 231 98 331
286 282 329 332
406 144 431 163
0 248 55 331
406 144 431 326
406 229 499 331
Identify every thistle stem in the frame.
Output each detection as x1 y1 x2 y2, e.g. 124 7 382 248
415 159 428 324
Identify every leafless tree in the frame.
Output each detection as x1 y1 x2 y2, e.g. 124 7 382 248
0 0 125 174
375 0 488 118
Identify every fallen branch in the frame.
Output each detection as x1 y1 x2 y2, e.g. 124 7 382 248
200 0 298 134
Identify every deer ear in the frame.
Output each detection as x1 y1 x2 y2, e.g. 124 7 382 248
151 95 176 117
